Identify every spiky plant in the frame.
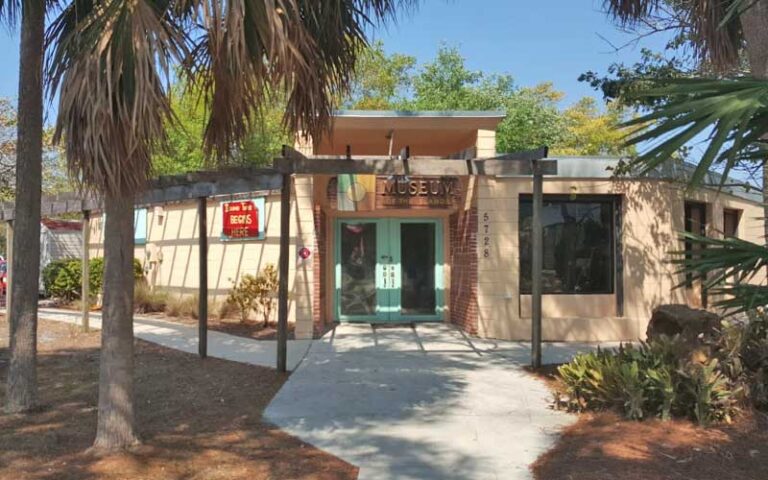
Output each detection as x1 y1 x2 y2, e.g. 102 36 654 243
602 1 768 315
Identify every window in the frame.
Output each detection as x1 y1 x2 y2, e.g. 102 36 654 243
684 202 707 288
723 209 741 238
520 196 615 294
134 208 148 245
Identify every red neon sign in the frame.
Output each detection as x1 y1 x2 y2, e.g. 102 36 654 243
222 200 260 239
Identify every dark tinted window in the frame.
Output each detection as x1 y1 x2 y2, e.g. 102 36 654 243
723 209 740 238
520 196 615 294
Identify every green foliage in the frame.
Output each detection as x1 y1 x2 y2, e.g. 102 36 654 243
134 283 168 313
226 264 279 325
153 83 290 176
556 336 740 425
227 273 260 323
43 258 82 302
42 258 71 298
346 41 416 109
88 257 105 295
253 264 279 327
623 78 768 186
344 43 632 156
672 232 768 315
165 294 199 319
42 257 144 301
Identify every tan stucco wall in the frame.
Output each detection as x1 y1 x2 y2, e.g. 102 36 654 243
88 177 316 339
475 176 765 342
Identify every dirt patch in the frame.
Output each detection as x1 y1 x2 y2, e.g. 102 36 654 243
524 364 562 392
532 411 768 480
0 317 357 480
156 314 299 341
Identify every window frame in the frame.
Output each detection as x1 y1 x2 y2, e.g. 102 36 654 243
723 208 741 238
683 201 707 288
518 194 618 296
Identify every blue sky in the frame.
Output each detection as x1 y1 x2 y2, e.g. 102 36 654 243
371 0 673 106
0 0 671 121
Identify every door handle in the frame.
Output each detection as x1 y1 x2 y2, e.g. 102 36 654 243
380 255 393 262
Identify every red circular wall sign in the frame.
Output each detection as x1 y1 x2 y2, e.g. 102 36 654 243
298 247 311 260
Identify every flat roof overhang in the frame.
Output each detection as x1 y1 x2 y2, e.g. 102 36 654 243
314 110 506 157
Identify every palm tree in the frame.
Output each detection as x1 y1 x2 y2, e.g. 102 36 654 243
604 1 768 208
603 1 768 313
3 0 47 414
46 0 412 450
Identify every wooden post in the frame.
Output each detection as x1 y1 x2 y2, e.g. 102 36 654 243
5 220 12 314
277 174 291 372
81 210 90 331
531 160 543 368
198 197 208 359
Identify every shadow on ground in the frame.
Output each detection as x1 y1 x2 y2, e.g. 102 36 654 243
0 319 356 480
266 323 583 480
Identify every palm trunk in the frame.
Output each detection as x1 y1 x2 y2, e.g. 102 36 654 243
5 0 45 414
740 1 768 240
93 193 139 450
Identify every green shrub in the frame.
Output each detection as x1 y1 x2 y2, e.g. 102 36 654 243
165 294 199 318
212 299 238 320
253 264 278 327
43 258 82 301
89 257 105 294
42 258 71 297
134 283 168 313
227 274 258 323
226 264 279 325
43 257 144 301
555 336 740 425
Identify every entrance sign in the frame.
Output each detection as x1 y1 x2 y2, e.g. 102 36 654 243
221 197 266 240
329 175 461 210
378 176 461 209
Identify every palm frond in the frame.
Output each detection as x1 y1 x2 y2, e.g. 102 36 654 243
47 0 188 196
671 231 768 314
603 0 744 70
623 78 768 187
603 0 660 24
185 0 413 160
708 284 768 315
0 0 20 26
671 231 768 286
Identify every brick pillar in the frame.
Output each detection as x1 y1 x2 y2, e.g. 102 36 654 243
312 206 327 335
449 207 479 334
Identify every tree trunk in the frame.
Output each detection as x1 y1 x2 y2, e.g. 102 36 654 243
740 1 768 240
5 0 45 414
93 193 139 450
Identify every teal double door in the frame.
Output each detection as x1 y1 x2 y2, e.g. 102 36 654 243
335 218 444 323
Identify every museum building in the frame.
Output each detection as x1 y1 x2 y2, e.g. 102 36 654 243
87 111 765 341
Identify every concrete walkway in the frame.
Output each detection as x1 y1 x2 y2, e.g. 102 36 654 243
35 308 312 371
265 323 619 480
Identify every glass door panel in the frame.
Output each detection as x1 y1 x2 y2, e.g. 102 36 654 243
338 221 379 317
400 223 437 315
335 218 443 322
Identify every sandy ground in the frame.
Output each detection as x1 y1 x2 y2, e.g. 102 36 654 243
0 317 357 480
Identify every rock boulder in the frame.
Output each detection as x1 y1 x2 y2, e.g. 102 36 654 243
646 304 721 344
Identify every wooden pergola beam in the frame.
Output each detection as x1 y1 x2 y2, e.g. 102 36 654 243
274 156 557 176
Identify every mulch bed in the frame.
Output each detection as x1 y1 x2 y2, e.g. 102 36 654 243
0 317 357 480
529 371 768 480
